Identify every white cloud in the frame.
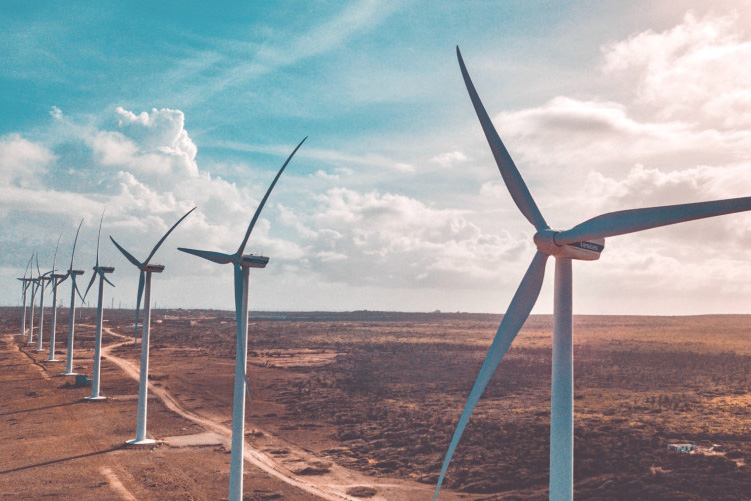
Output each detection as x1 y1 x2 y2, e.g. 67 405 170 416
292 187 529 288
0 134 55 187
49 106 62 120
602 12 751 127
431 151 468 168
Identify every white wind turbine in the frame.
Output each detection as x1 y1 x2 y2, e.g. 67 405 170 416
26 253 38 345
34 254 52 353
434 47 751 501
83 212 115 401
17 254 34 338
110 207 195 445
179 137 306 501
46 233 68 363
62 219 86 376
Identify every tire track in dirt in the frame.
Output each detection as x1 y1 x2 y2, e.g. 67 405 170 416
97 326 438 501
100 466 139 500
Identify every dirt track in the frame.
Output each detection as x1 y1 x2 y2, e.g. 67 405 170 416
99 325 443 501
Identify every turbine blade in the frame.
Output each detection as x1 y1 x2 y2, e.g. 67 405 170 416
144 207 197 265
134 271 145 344
245 373 252 402
70 218 84 270
456 47 548 232
178 247 234 264
83 272 97 301
23 253 33 280
73 276 85 302
95 210 105 268
555 196 751 245
102 273 115 288
235 137 307 257
434 250 548 500
110 236 142 268
51 231 63 274
36 253 41 277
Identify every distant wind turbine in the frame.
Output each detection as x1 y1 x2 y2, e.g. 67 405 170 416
434 47 751 501
26 253 38 345
83 212 115 401
17 254 34 338
179 137 306 501
62 219 86 376
34 254 52 353
46 232 68 363
110 207 195 445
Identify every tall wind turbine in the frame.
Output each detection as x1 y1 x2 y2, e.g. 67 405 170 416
34 255 52 353
83 212 115 401
110 207 195 445
17 254 34 338
179 137 306 501
46 233 67 362
434 47 751 501
62 219 85 376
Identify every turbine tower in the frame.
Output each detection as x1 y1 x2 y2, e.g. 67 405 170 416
34 255 52 353
434 47 751 501
47 233 68 362
62 220 85 376
179 137 305 501
110 207 195 445
17 254 34 338
83 212 115 401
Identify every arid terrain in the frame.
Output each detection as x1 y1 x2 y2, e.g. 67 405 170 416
2 307 751 500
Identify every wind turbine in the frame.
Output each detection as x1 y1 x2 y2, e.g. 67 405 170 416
46 233 68 362
17 254 34 338
83 212 115 401
110 207 195 445
179 137 306 501
62 219 86 376
34 255 52 353
26 254 38 345
434 47 751 501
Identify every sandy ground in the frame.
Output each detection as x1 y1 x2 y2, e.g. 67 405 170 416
0 315 467 500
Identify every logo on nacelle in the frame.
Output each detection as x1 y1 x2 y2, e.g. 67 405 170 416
569 241 604 253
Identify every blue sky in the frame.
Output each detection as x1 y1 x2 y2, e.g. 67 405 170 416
3 0 751 313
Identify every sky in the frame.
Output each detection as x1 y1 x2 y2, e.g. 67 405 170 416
3 0 751 314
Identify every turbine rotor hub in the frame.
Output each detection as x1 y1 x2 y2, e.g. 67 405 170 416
533 229 605 261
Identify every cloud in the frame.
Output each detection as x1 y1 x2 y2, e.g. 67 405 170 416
602 12 751 127
281 187 530 288
0 134 55 187
431 151 468 168
49 106 63 120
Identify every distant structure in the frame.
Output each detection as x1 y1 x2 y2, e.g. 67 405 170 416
110 207 195 445
435 47 751 501
82 212 115 401
667 443 696 454
179 137 305 501
62 219 85 376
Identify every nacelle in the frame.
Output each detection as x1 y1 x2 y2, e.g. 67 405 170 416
534 229 604 261
241 254 269 268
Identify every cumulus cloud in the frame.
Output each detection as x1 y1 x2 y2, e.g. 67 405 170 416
431 151 468 168
0 134 55 187
285 187 529 288
602 12 751 127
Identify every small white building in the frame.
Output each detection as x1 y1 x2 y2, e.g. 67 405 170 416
667 442 696 453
